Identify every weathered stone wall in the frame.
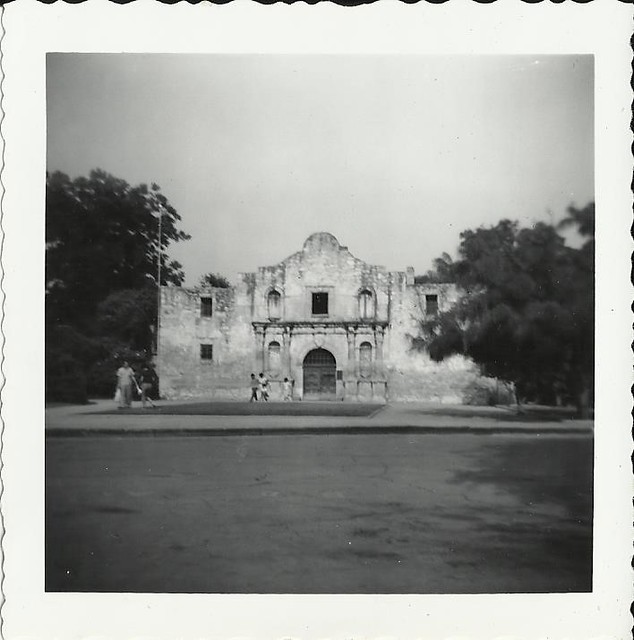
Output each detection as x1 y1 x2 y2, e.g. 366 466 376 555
158 232 482 402
385 278 479 402
251 233 390 324
158 285 255 399
250 233 391 401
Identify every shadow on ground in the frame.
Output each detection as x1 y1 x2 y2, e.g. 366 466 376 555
398 405 585 422
90 401 585 421
92 401 382 417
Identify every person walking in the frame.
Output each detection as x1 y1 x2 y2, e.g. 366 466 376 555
116 361 137 409
258 372 269 402
139 364 157 408
282 377 293 402
249 373 259 402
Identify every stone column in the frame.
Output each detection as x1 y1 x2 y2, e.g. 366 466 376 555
375 326 385 368
254 325 266 373
374 325 387 401
282 326 292 378
346 326 357 374
342 325 353 401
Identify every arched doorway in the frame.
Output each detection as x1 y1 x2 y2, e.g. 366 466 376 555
303 348 336 399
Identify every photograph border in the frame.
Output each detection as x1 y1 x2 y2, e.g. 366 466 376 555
1 1 632 638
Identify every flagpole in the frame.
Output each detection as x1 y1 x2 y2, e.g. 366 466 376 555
156 205 162 360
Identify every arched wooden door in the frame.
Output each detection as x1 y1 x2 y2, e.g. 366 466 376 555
303 349 336 399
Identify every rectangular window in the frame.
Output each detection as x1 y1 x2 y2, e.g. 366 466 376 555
312 292 329 315
426 294 439 316
200 297 213 317
200 344 213 361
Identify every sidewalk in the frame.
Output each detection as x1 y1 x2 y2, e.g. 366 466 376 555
45 399 594 436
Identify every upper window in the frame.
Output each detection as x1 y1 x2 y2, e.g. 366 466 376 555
200 296 213 317
425 294 439 316
359 289 375 319
267 290 281 320
312 292 329 316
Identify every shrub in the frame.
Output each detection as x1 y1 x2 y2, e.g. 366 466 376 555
45 350 88 404
462 378 513 406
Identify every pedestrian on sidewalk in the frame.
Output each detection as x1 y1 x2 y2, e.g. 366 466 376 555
116 361 137 409
139 364 157 408
282 377 293 402
249 373 259 402
258 372 269 402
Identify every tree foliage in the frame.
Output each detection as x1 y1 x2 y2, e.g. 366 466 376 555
96 286 158 353
46 169 190 327
414 252 455 284
45 169 190 401
420 203 594 415
198 272 231 288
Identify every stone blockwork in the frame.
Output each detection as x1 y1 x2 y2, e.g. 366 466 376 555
158 232 480 402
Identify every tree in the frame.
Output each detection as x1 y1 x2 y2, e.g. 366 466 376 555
198 272 231 288
419 205 594 416
558 201 595 239
414 253 455 284
96 286 158 353
45 169 191 401
556 202 595 414
45 324 102 403
46 169 190 328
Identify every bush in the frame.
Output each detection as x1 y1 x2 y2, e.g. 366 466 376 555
45 325 99 403
45 350 88 404
45 323 159 401
462 378 514 406
87 346 150 398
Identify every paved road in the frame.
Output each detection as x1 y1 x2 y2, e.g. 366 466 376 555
46 431 592 593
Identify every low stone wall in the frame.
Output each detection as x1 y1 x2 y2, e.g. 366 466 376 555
385 354 481 403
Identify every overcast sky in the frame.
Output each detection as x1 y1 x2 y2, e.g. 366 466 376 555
47 54 593 286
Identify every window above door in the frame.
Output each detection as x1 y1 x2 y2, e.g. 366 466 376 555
312 291 329 316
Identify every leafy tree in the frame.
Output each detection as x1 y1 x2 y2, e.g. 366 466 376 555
46 169 190 328
45 324 102 403
415 252 455 284
86 339 152 399
45 169 190 401
420 205 594 417
96 286 158 353
555 202 595 413
198 272 231 288
558 201 595 239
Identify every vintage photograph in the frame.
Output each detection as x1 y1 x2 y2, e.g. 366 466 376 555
2 2 631 638
44 53 594 594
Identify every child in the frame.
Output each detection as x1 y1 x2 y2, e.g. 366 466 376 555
258 372 269 402
249 373 259 402
139 365 156 408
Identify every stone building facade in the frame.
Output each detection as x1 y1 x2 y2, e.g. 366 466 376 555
157 232 479 402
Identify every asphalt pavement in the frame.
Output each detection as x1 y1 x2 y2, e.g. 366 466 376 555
46 430 593 593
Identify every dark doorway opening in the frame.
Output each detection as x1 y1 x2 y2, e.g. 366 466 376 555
303 348 336 399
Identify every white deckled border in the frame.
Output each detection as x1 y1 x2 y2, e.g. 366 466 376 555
1 1 632 639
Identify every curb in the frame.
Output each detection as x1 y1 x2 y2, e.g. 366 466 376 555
45 425 593 438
